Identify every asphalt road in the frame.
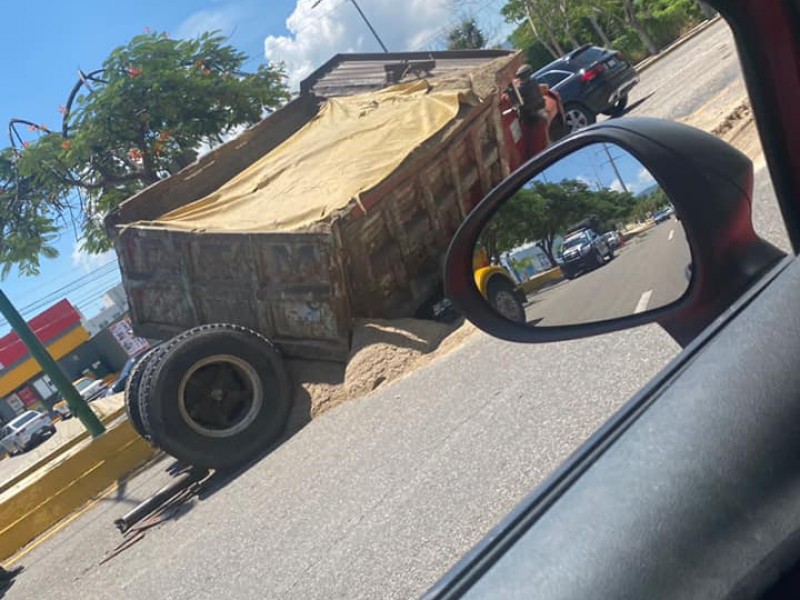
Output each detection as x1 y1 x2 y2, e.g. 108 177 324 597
4 19 794 600
620 18 745 122
525 220 690 326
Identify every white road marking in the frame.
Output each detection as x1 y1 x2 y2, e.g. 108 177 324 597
635 290 653 314
668 229 675 241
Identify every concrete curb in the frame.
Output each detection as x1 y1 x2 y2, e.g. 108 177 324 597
521 267 563 294
0 405 126 497
0 421 158 561
635 15 723 73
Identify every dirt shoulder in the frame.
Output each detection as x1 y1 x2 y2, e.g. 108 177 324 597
679 89 763 165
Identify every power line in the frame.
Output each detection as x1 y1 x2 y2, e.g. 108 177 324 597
10 258 119 305
10 259 119 309
8 262 120 320
0 268 122 331
0 280 126 354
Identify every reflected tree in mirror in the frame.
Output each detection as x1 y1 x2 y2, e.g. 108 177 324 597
476 143 692 326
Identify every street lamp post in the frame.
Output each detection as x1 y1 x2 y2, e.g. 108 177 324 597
312 0 389 53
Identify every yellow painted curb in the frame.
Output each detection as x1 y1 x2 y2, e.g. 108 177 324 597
621 222 655 242
0 421 157 561
521 267 563 294
0 406 127 497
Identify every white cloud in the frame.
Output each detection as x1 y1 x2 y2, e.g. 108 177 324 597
609 168 657 194
71 243 117 275
635 166 656 191
175 6 244 40
265 0 455 90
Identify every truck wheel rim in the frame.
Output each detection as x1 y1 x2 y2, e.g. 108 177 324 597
565 109 588 131
177 354 263 438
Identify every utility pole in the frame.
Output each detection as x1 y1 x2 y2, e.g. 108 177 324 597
0 290 105 437
312 0 389 53
602 143 630 194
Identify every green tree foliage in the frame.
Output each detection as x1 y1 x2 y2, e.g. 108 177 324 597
481 178 639 264
0 150 59 278
631 186 671 221
503 0 707 69
3 31 290 275
446 18 487 50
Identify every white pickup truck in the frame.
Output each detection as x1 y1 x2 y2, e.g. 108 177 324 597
0 410 56 455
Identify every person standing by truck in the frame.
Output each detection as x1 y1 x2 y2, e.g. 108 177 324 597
510 63 552 156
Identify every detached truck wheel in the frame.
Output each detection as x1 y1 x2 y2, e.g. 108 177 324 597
124 345 163 439
138 324 291 470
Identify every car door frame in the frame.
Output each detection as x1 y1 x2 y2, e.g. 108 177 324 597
423 1 800 597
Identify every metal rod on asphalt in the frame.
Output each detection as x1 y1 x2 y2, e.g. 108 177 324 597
311 0 389 53
114 468 209 533
0 289 105 437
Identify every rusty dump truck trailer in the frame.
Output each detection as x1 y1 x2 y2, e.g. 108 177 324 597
105 50 542 469
107 50 530 363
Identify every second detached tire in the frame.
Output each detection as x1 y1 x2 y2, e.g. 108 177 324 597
138 324 292 470
124 345 163 439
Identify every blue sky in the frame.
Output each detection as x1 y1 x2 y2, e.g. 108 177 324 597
0 0 511 336
532 143 657 194
0 0 297 334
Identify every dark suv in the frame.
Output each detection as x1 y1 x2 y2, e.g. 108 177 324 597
533 45 639 133
559 228 614 279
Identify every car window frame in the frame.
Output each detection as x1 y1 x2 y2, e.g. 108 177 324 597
424 1 800 597
537 70 572 88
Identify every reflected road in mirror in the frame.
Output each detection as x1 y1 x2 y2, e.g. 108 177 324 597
476 143 692 327
524 216 690 326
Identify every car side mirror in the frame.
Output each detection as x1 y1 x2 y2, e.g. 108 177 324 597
444 118 786 347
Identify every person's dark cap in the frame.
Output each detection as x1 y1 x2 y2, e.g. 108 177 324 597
516 64 533 78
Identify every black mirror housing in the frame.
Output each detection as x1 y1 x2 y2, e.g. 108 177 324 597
444 117 786 346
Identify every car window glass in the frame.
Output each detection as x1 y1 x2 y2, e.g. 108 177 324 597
10 412 37 428
539 71 570 87
0 9 793 600
569 46 608 68
75 380 94 392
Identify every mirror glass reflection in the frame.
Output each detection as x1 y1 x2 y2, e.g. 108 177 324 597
476 143 692 326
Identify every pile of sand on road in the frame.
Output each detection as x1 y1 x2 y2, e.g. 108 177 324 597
287 318 477 419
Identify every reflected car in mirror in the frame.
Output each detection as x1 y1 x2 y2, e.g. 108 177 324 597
475 142 692 327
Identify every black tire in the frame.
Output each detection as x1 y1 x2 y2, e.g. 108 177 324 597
563 103 596 133
487 278 526 323
124 345 163 439
603 94 629 117
138 324 291 470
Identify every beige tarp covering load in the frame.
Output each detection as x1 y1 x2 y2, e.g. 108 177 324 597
141 80 475 233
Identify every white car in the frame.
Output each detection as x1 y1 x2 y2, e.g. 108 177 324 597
0 410 56 455
74 377 107 401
